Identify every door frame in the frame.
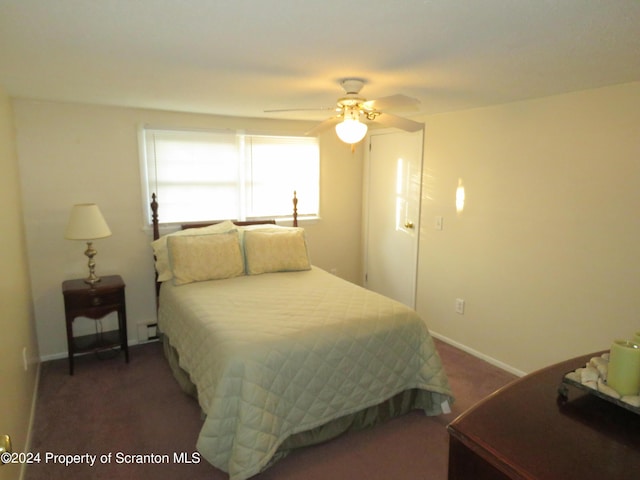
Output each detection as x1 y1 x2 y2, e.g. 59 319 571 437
362 127 425 308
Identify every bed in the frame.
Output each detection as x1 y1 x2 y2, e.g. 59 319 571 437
150 193 454 480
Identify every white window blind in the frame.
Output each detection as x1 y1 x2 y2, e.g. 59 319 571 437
142 128 319 224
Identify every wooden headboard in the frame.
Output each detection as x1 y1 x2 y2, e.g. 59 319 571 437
150 191 299 299
150 191 298 241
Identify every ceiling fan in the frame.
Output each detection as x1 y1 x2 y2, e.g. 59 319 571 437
266 78 423 145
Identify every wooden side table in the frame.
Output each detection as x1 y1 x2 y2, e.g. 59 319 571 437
62 275 129 375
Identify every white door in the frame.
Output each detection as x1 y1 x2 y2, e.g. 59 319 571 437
365 129 424 308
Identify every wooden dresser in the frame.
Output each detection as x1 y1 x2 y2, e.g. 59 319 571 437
447 351 640 479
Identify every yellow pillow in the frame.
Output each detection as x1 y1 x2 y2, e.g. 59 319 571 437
244 228 311 275
167 230 244 285
151 220 235 282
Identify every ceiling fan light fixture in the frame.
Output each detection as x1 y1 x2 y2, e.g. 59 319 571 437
335 110 368 144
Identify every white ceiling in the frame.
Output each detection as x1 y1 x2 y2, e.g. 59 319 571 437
1 0 639 121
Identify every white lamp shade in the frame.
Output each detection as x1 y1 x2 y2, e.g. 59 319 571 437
335 116 368 144
65 204 112 240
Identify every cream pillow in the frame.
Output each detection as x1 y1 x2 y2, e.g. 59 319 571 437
167 230 244 285
152 220 235 282
237 223 284 257
244 228 311 275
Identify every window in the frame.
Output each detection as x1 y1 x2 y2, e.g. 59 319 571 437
141 128 320 224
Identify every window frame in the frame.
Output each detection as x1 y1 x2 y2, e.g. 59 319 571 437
138 126 320 229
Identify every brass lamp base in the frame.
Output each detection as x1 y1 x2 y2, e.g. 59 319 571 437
83 241 102 285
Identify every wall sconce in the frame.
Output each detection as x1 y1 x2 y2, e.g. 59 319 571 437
65 203 112 285
335 107 368 145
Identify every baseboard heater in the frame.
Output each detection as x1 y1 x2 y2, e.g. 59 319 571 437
138 322 159 343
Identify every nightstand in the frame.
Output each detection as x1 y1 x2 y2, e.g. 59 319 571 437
62 274 129 375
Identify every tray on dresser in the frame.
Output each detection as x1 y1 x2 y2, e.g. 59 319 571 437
558 372 640 415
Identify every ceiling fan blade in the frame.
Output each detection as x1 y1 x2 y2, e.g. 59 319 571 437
363 94 420 112
306 116 341 136
373 112 423 132
265 106 335 113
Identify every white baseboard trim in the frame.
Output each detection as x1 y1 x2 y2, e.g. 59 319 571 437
431 331 526 378
39 331 526 376
40 351 67 362
20 361 41 480
39 338 157 363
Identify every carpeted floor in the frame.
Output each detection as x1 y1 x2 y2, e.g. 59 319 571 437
25 339 516 480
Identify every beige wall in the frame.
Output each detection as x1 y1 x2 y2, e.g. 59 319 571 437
0 88 40 480
13 82 639 373
416 82 640 374
12 100 363 360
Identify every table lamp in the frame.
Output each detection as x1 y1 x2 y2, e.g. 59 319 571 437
65 203 112 285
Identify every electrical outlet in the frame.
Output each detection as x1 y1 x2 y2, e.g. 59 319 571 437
455 298 465 315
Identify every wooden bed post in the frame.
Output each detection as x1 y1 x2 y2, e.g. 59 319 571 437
293 191 298 227
150 193 161 304
151 193 159 241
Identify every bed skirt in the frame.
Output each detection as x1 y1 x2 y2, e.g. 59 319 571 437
161 333 427 470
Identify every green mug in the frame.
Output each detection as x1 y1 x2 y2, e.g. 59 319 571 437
608 340 640 396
